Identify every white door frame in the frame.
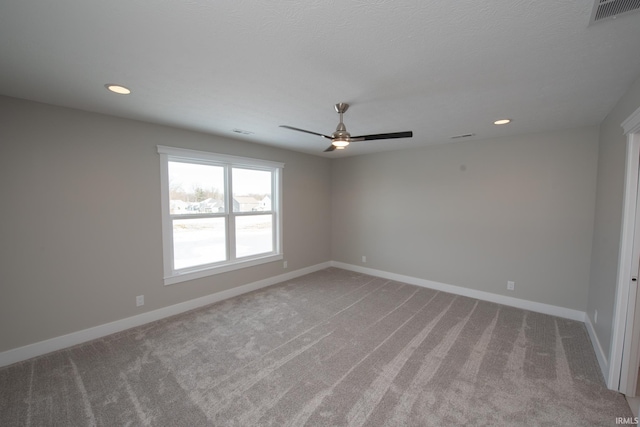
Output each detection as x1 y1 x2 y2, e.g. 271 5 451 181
610 106 640 391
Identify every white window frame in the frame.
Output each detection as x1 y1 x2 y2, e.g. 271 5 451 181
158 145 284 285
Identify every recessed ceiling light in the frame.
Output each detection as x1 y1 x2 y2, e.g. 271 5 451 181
494 119 511 125
105 84 131 95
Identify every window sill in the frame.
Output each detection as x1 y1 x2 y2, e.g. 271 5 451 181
163 253 283 286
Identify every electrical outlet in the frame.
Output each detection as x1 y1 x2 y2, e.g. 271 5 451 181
283 260 288 269
507 281 515 291
136 295 144 307
362 255 367 263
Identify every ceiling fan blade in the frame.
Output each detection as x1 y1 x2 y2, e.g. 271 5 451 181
280 125 332 139
324 145 337 152
350 131 413 141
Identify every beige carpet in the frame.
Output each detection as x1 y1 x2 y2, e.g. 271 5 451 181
0 268 632 426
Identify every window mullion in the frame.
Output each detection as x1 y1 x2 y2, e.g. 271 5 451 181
226 165 236 262
170 213 224 221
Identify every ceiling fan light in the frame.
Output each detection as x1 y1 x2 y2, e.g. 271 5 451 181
332 139 350 148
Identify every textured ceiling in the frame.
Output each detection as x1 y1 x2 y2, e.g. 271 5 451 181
1 1 640 157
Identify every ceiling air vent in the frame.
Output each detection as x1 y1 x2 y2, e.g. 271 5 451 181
450 133 475 139
232 128 254 135
590 0 640 24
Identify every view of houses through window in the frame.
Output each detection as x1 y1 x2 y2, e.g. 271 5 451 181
167 160 275 271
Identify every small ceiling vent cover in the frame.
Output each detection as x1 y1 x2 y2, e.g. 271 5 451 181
590 0 640 24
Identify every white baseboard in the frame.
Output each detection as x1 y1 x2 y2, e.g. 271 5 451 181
584 313 609 384
0 262 330 368
331 261 586 322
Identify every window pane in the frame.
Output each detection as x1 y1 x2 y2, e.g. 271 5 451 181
173 218 226 269
232 168 272 213
235 215 273 258
169 161 225 214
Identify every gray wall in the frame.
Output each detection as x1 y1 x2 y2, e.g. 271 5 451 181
587 74 640 359
332 127 599 311
0 96 332 353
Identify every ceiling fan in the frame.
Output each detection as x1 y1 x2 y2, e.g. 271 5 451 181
280 103 413 152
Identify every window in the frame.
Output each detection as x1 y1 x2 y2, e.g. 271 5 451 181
158 146 283 285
